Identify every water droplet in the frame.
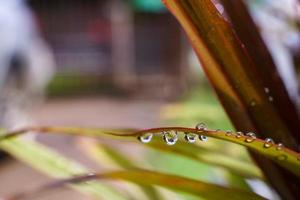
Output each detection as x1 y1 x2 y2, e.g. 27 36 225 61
264 87 270 93
184 132 197 143
236 132 243 138
163 131 178 145
138 133 153 143
264 138 274 148
276 154 287 161
225 130 232 136
250 101 256 106
245 132 256 143
268 96 274 102
276 143 284 151
195 122 206 131
199 135 208 142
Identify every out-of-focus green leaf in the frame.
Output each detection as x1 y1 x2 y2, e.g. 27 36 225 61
0 127 135 141
7 169 267 200
80 139 164 200
85 139 250 198
147 140 263 179
0 135 126 200
80 135 261 179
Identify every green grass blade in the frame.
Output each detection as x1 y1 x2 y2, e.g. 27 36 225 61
0 137 126 200
147 140 263 179
81 140 164 200
6 169 267 200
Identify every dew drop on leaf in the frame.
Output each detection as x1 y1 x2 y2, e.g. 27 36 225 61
225 130 232 136
184 132 197 143
199 135 208 142
163 131 178 145
245 132 256 143
236 131 243 138
276 143 284 151
195 122 206 131
264 87 270 93
250 101 256 106
138 133 153 143
264 138 274 148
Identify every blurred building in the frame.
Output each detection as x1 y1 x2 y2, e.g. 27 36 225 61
28 0 187 97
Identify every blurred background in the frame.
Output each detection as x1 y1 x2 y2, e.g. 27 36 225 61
0 0 299 199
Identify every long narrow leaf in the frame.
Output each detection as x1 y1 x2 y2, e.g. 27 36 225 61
1 126 299 177
0 136 126 200
80 140 164 200
5 169 267 200
162 0 300 198
220 0 300 144
146 140 263 179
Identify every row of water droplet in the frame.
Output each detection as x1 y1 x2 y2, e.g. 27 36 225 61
138 131 208 146
224 130 298 161
224 130 284 148
137 123 300 161
138 123 208 145
138 124 278 148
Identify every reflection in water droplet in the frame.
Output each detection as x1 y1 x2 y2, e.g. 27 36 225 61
138 133 153 143
276 143 284 151
199 135 208 142
163 131 178 145
264 138 274 148
225 130 232 136
276 154 287 161
195 122 206 131
184 132 197 143
236 132 243 138
246 132 256 137
245 132 256 143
